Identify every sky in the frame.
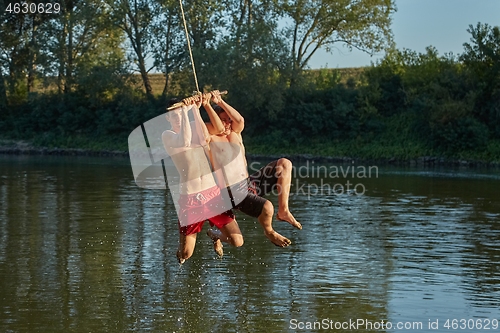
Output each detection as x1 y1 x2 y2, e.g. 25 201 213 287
308 0 500 69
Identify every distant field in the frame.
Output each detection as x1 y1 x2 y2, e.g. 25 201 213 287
31 73 169 95
31 68 368 95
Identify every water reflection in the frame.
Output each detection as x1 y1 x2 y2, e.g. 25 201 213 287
0 156 499 332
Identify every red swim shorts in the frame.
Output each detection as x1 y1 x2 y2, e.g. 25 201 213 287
177 185 234 236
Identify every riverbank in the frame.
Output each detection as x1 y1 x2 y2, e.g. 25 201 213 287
0 140 128 157
2 139 500 168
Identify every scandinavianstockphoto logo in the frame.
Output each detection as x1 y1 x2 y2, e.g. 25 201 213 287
248 160 379 198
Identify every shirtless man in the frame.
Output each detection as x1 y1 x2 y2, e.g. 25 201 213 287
162 94 243 263
204 91 302 247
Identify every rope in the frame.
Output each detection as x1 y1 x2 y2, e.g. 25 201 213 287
178 0 200 94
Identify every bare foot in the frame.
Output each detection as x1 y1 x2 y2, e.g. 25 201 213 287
176 250 186 264
277 210 302 230
264 230 291 247
207 229 224 257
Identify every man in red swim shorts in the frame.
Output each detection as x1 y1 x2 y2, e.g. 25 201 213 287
177 185 234 236
163 93 243 263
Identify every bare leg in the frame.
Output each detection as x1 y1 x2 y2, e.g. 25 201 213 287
177 233 197 264
207 220 244 257
274 158 302 229
209 220 244 247
258 200 291 247
207 229 224 257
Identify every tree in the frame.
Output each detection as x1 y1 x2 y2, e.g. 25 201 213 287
109 0 157 97
0 69 6 109
193 0 290 128
0 7 24 101
180 0 226 91
461 23 500 77
44 0 124 94
275 0 395 84
0 0 52 102
460 23 500 136
150 0 185 96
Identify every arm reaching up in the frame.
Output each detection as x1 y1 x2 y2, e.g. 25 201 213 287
212 90 244 134
203 92 225 135
190 94 212 146
162 105 192 151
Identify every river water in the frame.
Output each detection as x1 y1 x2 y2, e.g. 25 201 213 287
0 155 499 332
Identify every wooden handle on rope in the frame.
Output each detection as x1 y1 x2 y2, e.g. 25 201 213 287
167 90 228 110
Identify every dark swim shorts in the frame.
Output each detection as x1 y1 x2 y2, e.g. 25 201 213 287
229 160 280 218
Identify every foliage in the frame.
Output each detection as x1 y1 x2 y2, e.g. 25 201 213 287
1 4 500 161
275 0 395 84
460 23 500 137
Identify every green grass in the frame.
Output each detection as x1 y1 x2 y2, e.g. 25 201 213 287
3 133 500 163
246 138 500 163
30 133 128 152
